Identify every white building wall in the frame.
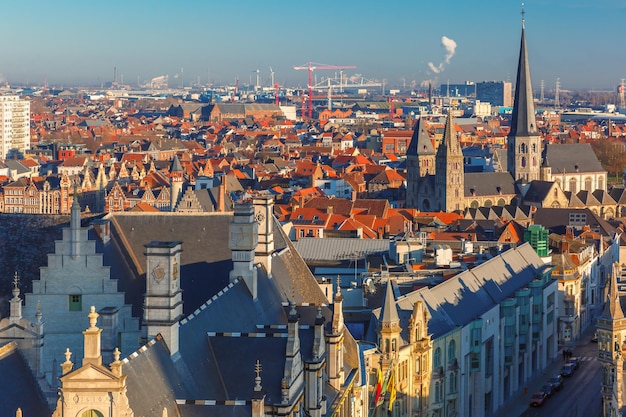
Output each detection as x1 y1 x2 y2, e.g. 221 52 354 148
0 95 30 159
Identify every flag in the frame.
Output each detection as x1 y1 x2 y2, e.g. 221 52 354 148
388 369 396 411
376 366 392 407
373 368 383 407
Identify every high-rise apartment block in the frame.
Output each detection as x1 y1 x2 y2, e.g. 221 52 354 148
0 95 30 159
476 81 512 107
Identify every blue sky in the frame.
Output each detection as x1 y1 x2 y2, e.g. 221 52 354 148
1 0 625 90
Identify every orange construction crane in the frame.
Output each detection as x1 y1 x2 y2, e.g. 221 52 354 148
293 62 356 119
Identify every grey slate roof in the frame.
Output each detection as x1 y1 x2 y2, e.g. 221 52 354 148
509 26 538 138
544 143 605 173
293 237 389 262
0 343 50 417
407 117 436 156
123 336 186 417
370 243 549 342
464 172 516 197
523 180 555 203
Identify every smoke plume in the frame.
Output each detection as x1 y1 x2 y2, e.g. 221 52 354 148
427 36 457 74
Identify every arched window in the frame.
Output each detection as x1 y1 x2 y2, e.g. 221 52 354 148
520 143 527 153
391 338 397 352
82 411 104 417
497 198 506 207
521 157 527 168
532 143 537 153
448 340 456 362
569 178 577 193
584 177 592 191
415 322 421 341
484 200 493 208
599 176 604 190
434 347 441 369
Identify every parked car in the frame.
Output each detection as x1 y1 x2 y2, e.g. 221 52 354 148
560 363 575 377
549 375 564 391
530 391 548 407
542 384 554 398
568 357 580 370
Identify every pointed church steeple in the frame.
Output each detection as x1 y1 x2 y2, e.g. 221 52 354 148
378 279 401 367
507 9 542 183
434 113 464 212
510 20 537 138
406 117 437 208
380 278 399 326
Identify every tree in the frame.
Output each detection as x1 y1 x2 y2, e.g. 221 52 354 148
590 139 626 184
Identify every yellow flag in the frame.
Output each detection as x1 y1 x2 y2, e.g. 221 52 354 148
388 370 396 411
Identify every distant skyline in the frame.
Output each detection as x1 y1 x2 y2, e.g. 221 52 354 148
1 0 625 91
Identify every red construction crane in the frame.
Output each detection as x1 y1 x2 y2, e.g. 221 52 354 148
293 62 356 119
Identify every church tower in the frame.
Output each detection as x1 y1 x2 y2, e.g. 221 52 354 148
169 155 184 211
406 117 436 208
434 113 464 212
144 241 184 357
507 12 542 183
598 263 626 417
378 279 401 369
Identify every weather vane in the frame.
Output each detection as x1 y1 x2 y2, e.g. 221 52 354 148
521 3 526 28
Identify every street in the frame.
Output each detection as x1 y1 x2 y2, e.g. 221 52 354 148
521 337 602 417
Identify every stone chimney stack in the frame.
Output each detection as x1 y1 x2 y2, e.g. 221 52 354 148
254 196 275 274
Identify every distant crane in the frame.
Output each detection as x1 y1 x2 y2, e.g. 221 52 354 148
293 62 356 119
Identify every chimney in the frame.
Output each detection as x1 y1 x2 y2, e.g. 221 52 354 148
326 205 333 215
561 235 569 253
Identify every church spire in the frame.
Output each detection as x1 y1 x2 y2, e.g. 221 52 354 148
510 10 537 138
380 278 399 325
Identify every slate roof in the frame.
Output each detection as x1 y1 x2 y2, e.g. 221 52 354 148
407 117 435 156
544 143 605 173
105 212 285 316
523 180 555 203
533 207 617 236
0 343 50 417
123 336 186 417
370 243 549 342
293 237 389 262
464 172 516 197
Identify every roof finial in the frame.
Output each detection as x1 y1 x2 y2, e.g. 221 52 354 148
12 271 19 299
521 2 526 28
254 359 262 391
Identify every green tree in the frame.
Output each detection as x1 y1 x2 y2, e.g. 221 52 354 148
590 139 626 184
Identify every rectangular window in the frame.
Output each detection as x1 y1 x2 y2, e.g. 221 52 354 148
69 294 82 311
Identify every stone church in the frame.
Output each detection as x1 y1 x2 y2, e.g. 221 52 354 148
406 19 609 215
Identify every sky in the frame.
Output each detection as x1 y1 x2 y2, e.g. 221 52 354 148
1 0 625 91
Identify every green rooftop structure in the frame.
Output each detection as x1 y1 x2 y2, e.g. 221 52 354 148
524 224 549 257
